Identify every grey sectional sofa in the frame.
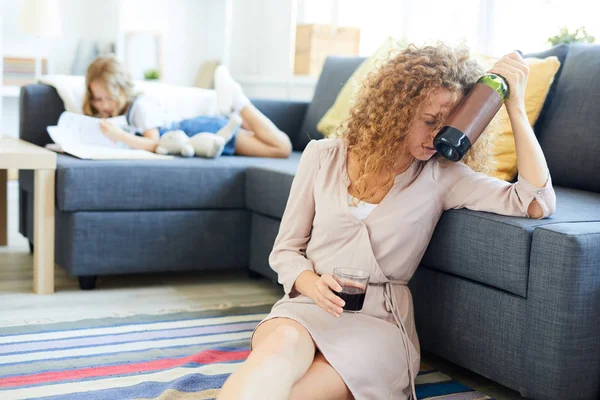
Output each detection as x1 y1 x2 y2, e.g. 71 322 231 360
20 44 599 399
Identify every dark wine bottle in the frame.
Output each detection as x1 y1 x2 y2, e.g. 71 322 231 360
434 50 525 161
433 73 508 161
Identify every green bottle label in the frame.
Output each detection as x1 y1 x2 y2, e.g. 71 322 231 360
477 74 509 102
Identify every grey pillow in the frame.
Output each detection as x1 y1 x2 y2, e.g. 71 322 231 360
294 56 366 151
525 44 570 135
535 44 600 193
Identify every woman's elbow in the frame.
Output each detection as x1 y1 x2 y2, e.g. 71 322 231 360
527 199 555 219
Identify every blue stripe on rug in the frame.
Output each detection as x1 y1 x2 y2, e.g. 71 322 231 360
29 373 482 400
417 380 474 398
33 373 230 400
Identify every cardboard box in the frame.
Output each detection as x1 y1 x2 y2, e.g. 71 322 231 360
294 24 360 76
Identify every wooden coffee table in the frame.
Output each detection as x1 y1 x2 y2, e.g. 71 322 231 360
0 137 57 294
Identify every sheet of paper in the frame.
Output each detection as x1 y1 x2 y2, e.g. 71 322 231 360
49 112 126 149
59 143 172 160
46 112 172 160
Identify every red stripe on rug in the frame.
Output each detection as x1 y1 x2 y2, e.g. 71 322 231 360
0 349 250 388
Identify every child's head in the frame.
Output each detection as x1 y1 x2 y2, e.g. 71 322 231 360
343 43 485 197
83 56 134 118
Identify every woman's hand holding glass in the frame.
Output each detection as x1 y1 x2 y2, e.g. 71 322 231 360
309 273 345 318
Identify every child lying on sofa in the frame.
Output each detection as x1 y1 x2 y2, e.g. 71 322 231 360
84 56 292 158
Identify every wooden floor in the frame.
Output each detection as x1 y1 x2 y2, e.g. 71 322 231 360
0 181 526 399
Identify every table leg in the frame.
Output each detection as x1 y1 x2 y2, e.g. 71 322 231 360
0 169 7 246
33 169 55 294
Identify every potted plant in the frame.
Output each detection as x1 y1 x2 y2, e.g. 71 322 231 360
547 26 596 46
144 69 160 81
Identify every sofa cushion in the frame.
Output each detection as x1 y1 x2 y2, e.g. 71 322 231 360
295 56 366 151
535 44 600 193
55 153 302 212
526 44 569 135
421 186 600 297
245 160 299 219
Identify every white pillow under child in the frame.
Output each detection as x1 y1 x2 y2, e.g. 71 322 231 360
39 74 219 121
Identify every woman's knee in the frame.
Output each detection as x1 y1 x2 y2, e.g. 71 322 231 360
252 319 315 359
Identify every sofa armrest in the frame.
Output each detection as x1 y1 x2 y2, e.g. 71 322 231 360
250 98 309 146
20 84 65 147
523 222 600 399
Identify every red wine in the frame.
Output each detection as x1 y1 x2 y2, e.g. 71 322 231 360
335 286 366 311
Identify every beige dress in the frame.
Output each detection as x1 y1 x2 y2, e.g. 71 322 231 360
253 138 556 400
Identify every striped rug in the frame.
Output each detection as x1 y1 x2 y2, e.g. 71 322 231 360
0 305 493 400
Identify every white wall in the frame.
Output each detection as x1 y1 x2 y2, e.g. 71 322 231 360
1 0 120 139
118 0 228 87
230 0 295 80
52 0 120 75
2 0 119 75
229 0 314 100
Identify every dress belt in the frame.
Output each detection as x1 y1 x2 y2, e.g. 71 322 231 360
369 280 417 400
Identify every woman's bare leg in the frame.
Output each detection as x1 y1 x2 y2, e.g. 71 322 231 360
289 351 354 400
238 104 292 157
217 318 316 400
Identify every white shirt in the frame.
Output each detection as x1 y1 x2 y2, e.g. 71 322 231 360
126 95 177 133
347 193 378 220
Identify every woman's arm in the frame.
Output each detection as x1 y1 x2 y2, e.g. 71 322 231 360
268 140 344 316
442 161 556 219
268 140 320 296
490 51 550 218
99 120 158 152
442 51 557 220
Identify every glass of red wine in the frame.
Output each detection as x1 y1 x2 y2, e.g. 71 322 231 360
332 268 370 313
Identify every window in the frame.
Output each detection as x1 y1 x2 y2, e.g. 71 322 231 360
297 0 598 57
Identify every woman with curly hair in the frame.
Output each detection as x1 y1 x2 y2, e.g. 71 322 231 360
218 43 556 400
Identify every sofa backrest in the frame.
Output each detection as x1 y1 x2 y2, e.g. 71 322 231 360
526 44 570 135
294 56 366 151
20 84 65 147
534 44 600 193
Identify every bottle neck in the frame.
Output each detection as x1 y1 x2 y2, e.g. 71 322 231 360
477 74 509 102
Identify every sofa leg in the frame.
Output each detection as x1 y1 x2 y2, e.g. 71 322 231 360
28 241 34 254
78 276 97 290
247 269 263 280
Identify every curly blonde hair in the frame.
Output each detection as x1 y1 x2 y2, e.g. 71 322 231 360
83 56 134 117
340 42 496 201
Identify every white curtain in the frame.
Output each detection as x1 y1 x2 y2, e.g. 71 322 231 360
297 0 599 57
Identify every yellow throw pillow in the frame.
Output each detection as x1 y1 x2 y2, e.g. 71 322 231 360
316 37 406 137
486 56 560 180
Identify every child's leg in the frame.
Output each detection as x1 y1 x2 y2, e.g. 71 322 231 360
234 130 290 158
239 104 292 154
214 66 292 158
215 114 242 142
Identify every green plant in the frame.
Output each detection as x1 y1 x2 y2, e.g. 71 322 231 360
547 26 595 46
144 69 160 80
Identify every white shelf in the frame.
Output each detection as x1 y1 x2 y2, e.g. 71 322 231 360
234 75 318 87
1 86 20 98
